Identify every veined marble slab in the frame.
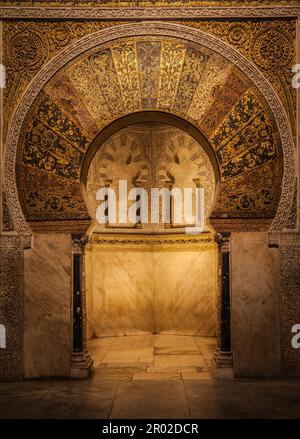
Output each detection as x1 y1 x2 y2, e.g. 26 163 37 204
24 234 72 378
86 241 217 337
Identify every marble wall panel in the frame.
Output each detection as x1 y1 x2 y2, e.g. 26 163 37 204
155 246 217 336
231 232 281 377
86 243 217 337
24 234 72 378
86 245 154 337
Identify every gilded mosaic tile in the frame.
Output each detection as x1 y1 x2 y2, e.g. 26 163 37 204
111 41 141 111
200 70 251 137
157 41 186 110
137 41 161 109
187 54 232 123
67 59 112 130
173 46 210 114
15 35 283 222
89 49 125 117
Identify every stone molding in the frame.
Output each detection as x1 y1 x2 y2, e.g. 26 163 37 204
89 233 215 251
268 231 300 246
214 349 233 369
0 6 299 20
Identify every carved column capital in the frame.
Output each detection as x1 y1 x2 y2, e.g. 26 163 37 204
215 232 231 253
71 234 89 254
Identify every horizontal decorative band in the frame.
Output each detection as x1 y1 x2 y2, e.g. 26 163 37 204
0 6 299 19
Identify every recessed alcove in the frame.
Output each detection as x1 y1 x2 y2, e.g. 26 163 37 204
84 121 218 371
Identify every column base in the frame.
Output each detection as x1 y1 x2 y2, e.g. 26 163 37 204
214 349 233 368
71 350 94 379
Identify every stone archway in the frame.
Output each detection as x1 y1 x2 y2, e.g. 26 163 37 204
80 111 221 224
2 22 296 380
5 22 295 243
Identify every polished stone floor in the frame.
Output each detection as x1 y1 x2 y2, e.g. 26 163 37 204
0 335 300 419
88 334 216 380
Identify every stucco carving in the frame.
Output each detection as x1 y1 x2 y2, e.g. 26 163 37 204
89 233 214 250
215 231 231 253
87 134 147 227
0 236 23 380
180 20 296 131
2 192 14 232
2 20 125 134
72 234 89 254
0 6 299 20
279 242 300 376
3 20 296 133
4 22 295 242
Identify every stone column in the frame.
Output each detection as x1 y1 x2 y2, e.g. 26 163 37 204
71 234 93 379
214 232 233 368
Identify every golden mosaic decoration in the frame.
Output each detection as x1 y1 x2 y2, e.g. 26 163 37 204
3 19 296 138
14 35 283 223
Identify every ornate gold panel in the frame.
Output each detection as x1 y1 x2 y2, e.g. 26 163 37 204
179 19 296 134
12 34 283 223
137 41 161 109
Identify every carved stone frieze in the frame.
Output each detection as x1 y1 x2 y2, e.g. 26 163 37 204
0 236 23 380
279 242 300 376
0 6 300 20
1 192 14 233
2 20 127 139
89 232 214 251
179 19 296 132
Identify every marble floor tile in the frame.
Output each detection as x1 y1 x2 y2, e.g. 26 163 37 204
1 369 300 418
92 371 133 381
193 336 215 358
182 380 300 419
181 371 213 380
0 380 119 419
154 354 205 368
110 380 190 419
1 336 299 419
95 366 147 374
147 365 198 373
110 335 155 350
90 334 212 376
102 348 153 363
132 371 180 381
154 334 200 354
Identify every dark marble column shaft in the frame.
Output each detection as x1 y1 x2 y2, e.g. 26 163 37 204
214 232 233 368
71 234 93 379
